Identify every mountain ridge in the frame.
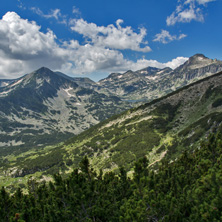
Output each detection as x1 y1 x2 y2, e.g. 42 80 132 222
96 54 222 101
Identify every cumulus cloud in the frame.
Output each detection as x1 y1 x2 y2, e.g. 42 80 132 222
0 12 188 79
167 0 215 26
0 12 68 78
165 57 189 69
60 41 188 75
62 42 127 74
70 18 151 52
153 30 187 44
126 57 188 71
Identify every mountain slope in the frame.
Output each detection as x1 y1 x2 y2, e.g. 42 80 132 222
1 71 221 186
63 71 222 171
0 67 130 149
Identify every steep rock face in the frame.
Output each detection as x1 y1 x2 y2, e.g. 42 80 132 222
173 54 222 80
0 67 130 148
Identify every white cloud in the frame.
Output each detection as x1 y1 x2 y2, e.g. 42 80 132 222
17 0 26 10
197 0 215 4
178 34 187 40
165 57 189 69
72 6 81 16
31 7 67 24
153 30 187 44
0 12 188 79
0 12 68 78
60 39 188 75
167 0 215 26
126 57 188 71
70 18 151 52
62 42 127 74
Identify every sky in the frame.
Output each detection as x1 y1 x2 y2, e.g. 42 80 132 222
0 0 221 81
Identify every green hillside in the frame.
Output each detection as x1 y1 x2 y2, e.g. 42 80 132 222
1 132 222 221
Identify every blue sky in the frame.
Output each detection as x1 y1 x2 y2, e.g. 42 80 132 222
0 0 221 81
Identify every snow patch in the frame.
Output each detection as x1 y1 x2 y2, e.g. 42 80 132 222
63 87 75 97
157 70 165 75
0 88 13 96
9 78 23 87
0 79 24 96
140 71 148 74
145 76 158 80
197 56 205 61
1 82 10 87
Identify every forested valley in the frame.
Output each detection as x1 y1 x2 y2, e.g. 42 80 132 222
1 132 222 222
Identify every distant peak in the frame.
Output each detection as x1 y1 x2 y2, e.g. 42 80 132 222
141 66 161 72
35 67 53 74
126 70 133 73
190 54 207 59
185 54 210 65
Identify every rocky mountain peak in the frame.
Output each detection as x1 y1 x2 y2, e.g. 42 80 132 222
21 67 79 89
125 70 133 73
187 53 208 63
174 53 222 73
191 53 207 59
21 67 54 84
31 67 55 78
137 67 163 77
107 72 122 79
138 66 160 73
36 66 53 73
188 53 214 65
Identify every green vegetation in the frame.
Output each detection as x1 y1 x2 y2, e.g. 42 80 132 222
1 133 222 221
0 68 222 221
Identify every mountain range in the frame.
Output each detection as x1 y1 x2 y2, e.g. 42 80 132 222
97 54 222 102
1 67 222 188
0 54 221 151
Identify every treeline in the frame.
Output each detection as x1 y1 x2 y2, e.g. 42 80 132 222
1 133 222 221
